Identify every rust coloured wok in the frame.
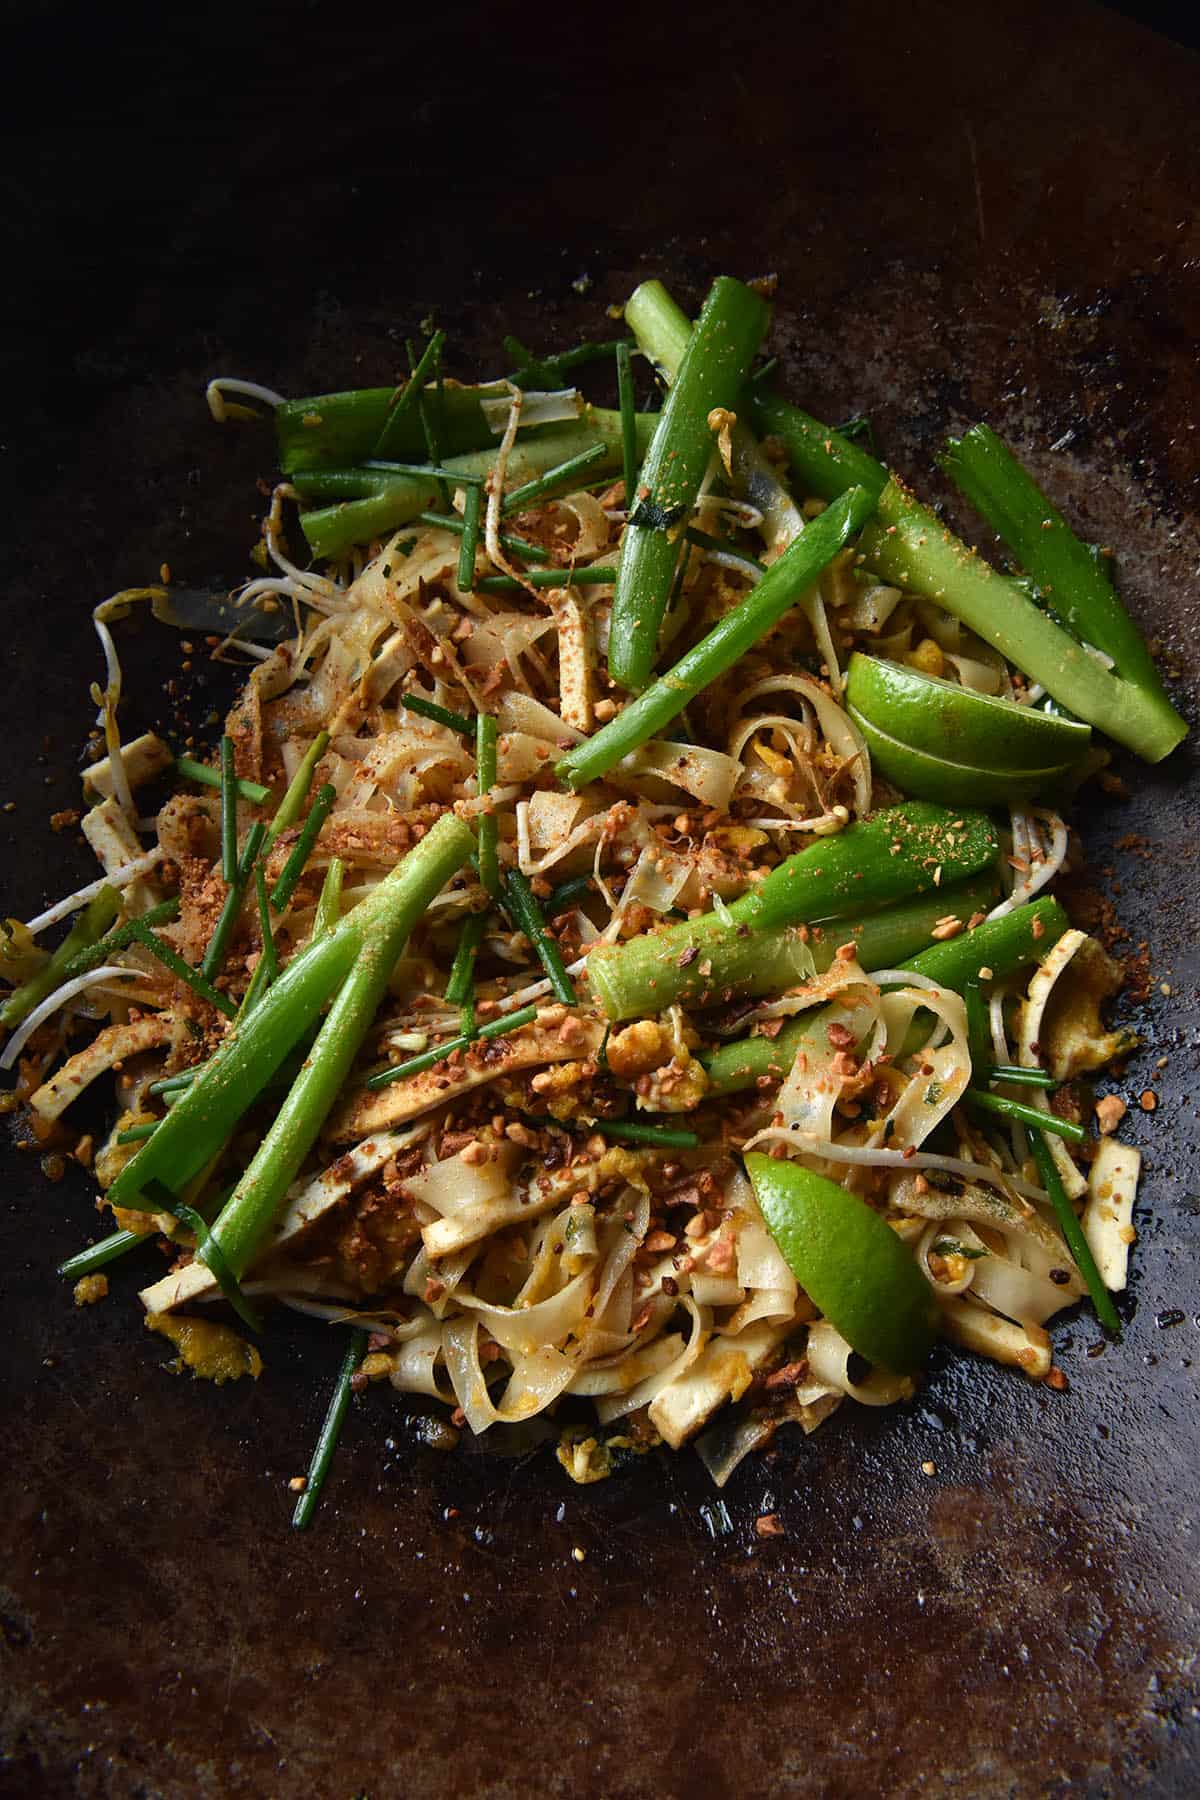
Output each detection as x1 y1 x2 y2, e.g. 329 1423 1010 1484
1 2 1198 1795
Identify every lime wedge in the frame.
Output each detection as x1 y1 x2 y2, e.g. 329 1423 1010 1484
846 704 1082 807
846 653 1092 771
746 1152 938 1375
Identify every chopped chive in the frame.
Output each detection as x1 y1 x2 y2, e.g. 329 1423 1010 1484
202 821 267 983
126 919 238 1019
264 730 330 848
144 1178 264 1334
964 1087 1086 1143
834 413 878 454
365 1003 538 1090
175 755 271 806
150 1065 204 1096
49 897 180 990
400 693 474 736
237 821 267 884
475 714 500 901
988 1064 1058 1088
293 1327 369 1530
501 442 609 516
594 1119 699 1148
505 335 632 388
417 510 549 564
457 481 482 592
58 1226 153 1280
364 460 485 485
269 784 337 912
965 976 992 1078
546 874 593 915
219 735 238 883
501 869 576 1005
1030 1132 1120 1333
255 865 279 982
313 856 345 940
477 567 617 594
408 336 451 510
373 331 445 460
444 911 487 1007
616 340 639 506
683 526 766 573
116 1122 159 1144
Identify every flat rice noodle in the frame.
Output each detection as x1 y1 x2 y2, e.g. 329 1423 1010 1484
442 1315 576 1433
805 1320 914 1406
647 1318 787 1448
527 789 587 850
421 1145 646 1260
877 985 970 1149
496 731 579 787
403 1244 475 1317
890 1171 1070 1266
689 1270 745 1309
359 628 416 705
510 1204 590 1307
620 741 743 809
456 1268 595 1356
945 650 1004 694
916 1218 981 1298
735 1218 798 1298
729 674 871 817
389 1324 456 1402
596 1296 709 1424
569 1332 684 1398
694 1405 779 1488
497 690 583 745
619 845 692 915
1083 1136 1141 1291
405 1142 521 1218
554 491 610 560
1015 929 1095 1200
968 1248 1077 1326
939 1295 1052 1379
838 583 904 634
774 983 881 1140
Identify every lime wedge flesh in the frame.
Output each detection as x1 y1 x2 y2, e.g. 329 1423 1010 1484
846 653 1092 770
847 704 1081 807
746 1152 938 1376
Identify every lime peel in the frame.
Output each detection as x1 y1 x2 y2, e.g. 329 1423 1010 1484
746 1152 938 1376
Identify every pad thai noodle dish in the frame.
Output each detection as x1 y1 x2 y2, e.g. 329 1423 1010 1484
4 275 1184 1519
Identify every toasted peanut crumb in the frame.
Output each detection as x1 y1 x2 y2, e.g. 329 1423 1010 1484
289 1475 307 1493
73 1274 108 1307
1139 1089 1158 1113
921 1460 937 1477
1045 1367 1069 1392
1095 1094 1127 1135
756 1513 785 1539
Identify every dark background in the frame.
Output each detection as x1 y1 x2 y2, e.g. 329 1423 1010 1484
2 3 1199 1796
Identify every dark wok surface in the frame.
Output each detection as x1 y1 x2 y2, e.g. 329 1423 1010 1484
2 2 1199 1794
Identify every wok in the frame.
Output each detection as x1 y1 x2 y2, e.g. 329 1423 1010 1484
2 2 1198 1794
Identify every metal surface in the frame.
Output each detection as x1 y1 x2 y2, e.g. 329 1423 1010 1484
2 2 1198 1794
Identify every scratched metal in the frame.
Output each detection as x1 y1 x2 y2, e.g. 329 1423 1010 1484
1 2 1198 1795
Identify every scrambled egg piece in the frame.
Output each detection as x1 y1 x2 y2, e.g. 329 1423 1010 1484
146 1311 262 1383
